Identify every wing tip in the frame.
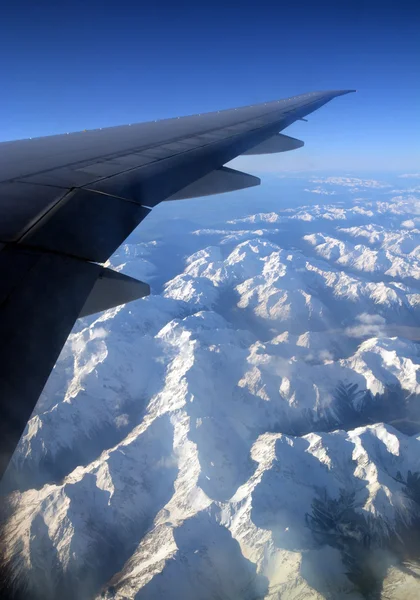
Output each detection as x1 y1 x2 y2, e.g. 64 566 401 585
335 89 357 96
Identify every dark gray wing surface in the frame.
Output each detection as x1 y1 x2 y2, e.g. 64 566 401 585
0 89 354 480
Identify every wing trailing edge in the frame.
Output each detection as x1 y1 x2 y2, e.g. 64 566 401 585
80 268 150 317
167 166 260 200
242 133 304 155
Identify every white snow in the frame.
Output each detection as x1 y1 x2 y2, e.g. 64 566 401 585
3 176 420 599
305 230 420 280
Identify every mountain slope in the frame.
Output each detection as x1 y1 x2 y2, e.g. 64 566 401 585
2 178 420 599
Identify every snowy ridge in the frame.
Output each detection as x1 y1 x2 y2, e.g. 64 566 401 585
4 420 420 600
2 177 420 599
304 231 420 280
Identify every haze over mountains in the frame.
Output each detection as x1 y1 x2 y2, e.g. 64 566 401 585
2 172 420 599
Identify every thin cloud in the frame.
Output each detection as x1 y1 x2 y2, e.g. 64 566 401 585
310 176 391 189
345 313 386 338
304 187 337 195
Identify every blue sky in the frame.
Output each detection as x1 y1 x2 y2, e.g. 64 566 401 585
1 0 419 171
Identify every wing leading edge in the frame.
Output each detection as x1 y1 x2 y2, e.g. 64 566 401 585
0 89 355 481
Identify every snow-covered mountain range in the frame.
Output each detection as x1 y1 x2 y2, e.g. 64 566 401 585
2 174 420 599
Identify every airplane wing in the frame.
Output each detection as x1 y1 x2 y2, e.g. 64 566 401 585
0 89 355 479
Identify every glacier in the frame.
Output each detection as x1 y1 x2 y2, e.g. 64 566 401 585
2 175 420 599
